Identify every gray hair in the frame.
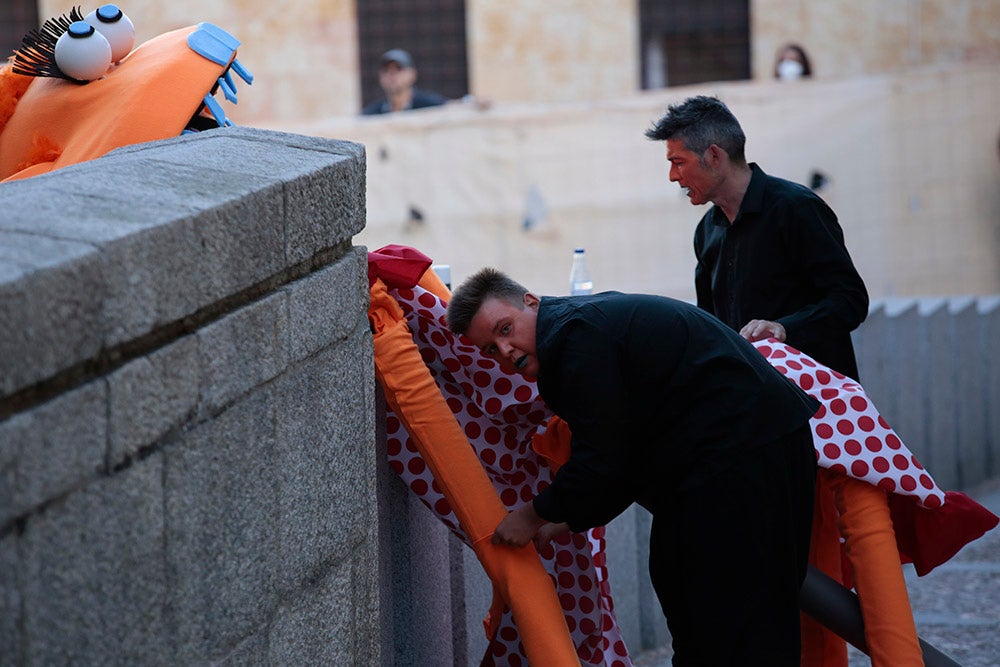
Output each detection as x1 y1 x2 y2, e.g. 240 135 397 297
645 95 747 164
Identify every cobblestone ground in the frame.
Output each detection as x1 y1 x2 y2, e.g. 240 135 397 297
634 479 1000 667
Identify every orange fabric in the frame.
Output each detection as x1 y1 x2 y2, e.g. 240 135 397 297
831 473 923 667
530 415 574 474
369 277 579 667
0 64 32 135
0 26 229 181
802 470 924 667
801 474 850 667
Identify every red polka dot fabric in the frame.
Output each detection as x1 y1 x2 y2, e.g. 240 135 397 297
753 339 945 509
384 283 633 667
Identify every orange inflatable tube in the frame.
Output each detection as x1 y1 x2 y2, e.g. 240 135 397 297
368 251 579 666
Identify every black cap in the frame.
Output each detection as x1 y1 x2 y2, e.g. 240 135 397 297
379 49 414 69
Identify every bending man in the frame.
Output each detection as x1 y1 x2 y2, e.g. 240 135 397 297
447 268 819 666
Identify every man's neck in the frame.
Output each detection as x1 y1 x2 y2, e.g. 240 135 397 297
388 88 414 112
715 163 753 223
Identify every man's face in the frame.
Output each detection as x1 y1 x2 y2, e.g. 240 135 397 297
666 138 717 206
465 294 541 379
378 61 416 95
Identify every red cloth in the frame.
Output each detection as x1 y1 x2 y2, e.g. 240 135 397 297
367 244 432 288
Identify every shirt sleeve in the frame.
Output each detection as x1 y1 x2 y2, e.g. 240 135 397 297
773 196 869 340
694 220 715 315
532 322 641 531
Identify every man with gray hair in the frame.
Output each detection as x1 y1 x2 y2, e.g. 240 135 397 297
646 95 868 380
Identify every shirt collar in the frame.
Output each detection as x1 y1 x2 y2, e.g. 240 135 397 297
709 162 766 227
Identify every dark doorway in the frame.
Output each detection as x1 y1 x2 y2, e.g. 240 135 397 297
0 1 40 61
639 0 750 89
356 0 469 111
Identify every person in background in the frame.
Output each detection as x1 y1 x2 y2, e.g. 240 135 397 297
774 43 813 81
362 49 448 115
361 48 491 115
446 268 819 666
645 95 868 381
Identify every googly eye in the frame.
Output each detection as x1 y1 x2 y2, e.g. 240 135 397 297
85 4 135 63
54 21 112 81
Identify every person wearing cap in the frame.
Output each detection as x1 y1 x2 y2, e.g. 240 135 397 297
361 48 448 115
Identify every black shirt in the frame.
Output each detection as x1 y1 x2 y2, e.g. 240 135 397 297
694 164 869 379
361 88 448 115
531 292 819 531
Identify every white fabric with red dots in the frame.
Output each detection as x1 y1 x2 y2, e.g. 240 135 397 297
753 340 945 509
384 283 633 667
382 282 945 666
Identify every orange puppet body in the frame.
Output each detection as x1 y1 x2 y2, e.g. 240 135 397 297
0 14 248 182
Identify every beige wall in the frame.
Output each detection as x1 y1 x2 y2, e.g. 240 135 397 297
752 0 1000 81
266 63 1000 302
29 3 1000 300
466 0 639 103
35 1 1000 121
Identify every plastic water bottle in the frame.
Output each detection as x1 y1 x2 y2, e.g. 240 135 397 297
569 248 593 295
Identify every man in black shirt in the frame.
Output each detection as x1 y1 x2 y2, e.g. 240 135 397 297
361 49 448 115
645 95 869 379
447 268 819 666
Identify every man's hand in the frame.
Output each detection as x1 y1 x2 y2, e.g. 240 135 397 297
534 522 571 549
739 319 786 343
492 503 546 548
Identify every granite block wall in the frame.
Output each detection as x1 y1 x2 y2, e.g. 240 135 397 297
0 127 378 665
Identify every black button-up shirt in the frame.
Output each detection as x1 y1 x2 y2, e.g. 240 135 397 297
531 292 819 531
694 164 869 379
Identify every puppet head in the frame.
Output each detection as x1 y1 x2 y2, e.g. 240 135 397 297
0 5 253 181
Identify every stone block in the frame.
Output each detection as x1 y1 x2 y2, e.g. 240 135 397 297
350 536 384 666
875 300 927 463
282 154 366 265
923 299 960 490
268 562 355 665
605 505 642 652
461 544 493 664
273 326 376 589
285 247 369 363
20 456 168 666
0 533 20 666
216 630 270 667
854 301 889 404
0 243 106 397
107 128 367 266
950 297 985 489
108 335 200 464
0 183 156 243
0 380 106 525
164 389 280 663
95 199 273 350
980 297 1000 480
634 507 670 649
198 291 289 415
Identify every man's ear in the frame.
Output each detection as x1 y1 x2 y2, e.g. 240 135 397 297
524 292 541 309
706 144 727 165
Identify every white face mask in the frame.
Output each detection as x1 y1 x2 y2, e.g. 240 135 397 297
777 59 805 81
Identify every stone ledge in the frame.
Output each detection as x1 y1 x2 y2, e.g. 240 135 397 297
0 127 365 405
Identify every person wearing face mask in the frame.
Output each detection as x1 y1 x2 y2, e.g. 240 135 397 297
774 42 813 81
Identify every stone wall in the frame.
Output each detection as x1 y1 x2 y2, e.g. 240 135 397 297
0 127 377 665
